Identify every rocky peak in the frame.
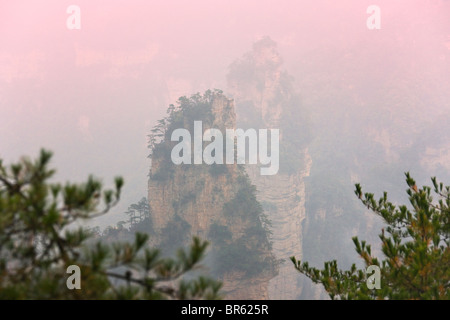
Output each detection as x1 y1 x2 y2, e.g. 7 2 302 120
227 38 313 299
147 91 277 299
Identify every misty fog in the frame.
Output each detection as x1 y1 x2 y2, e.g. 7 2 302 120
1 0 449 300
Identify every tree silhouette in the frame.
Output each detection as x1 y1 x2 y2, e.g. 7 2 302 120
0 150 221 299
292 173 449 300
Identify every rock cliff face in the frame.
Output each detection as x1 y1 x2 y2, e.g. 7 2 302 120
246 151 312 299
148 95 237 236
148 91 277 299
227 37 312 299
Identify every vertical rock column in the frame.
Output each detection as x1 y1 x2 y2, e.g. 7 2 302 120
247 149 312 299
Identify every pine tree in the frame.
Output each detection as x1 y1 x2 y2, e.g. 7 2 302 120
0 150 221 299
291 173 449 300
125 197 152 232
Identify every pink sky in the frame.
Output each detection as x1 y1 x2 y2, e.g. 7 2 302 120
1 0 449 226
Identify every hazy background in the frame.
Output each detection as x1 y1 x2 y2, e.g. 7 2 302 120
1 0 449 229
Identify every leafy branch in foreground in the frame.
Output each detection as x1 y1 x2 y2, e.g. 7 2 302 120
0 149 221 299
291 172 449 300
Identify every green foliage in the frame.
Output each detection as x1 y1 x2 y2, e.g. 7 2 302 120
172 192 197 215
212 239 268 277
292 173 450 300
223 175 261 221
150 144 175 181
99 197 153 245
159 214 192 256
209 221 274 278
209 174 277 278
208 223 232 243
125 197 152 233
147 89 277 282
0 150 221 299
148 90 225 181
